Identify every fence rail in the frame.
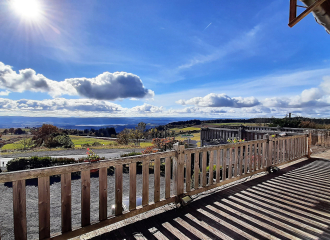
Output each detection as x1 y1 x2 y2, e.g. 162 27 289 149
0 134 308 240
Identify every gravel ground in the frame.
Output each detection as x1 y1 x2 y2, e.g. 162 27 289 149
0 172 171 240
1 148 139 158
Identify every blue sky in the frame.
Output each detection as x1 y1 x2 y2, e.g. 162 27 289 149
0 0 330 118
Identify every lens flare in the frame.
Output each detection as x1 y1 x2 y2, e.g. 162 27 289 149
11 0 42 20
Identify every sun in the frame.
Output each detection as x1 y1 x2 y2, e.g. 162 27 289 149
11 0 42 20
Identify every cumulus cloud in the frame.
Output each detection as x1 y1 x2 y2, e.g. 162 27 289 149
0 62 153 100
0 98 122 113
177 93 260 108
263 76 330 108
130 103 163 113
66 72 154 100
0 90 10 96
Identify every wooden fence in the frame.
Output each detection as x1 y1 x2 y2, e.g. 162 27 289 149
0 134 308 240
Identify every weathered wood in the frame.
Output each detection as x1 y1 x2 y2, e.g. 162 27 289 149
81 170 90 227
177 145 185 195
209 150 214 185
282 139 285 163
249 144 253 172
129 162 137 210
228 147 232 179
289 0 297 25
222 149 226 181
38 177 50 239
0 151 176 184
61 173 71 233
234 146 238 177
13 180 26 240
244 144 248 175
186 154 191 192
154 157 161 203
277 140 280 165
289 0 327 27
254 143 258 171
165 157 171 199
216 150 220 183
142 160 149 206
308 132 312 158
115 164 123 215
52 196 177 240
268 140 273 167
99 167 107 221
202 151 207 187
239 145 243 175
194 152 199 189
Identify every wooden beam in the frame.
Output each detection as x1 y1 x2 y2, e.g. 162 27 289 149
289 0 327 27
289 0 297 23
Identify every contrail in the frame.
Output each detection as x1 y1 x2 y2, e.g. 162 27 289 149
203 22 212 31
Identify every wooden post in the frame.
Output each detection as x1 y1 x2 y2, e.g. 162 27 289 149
173 144 185 199
129 163 137 210
13 180 27 240
115 164 123 215
194 152 199 189
308 132 312 158
202 151 207 187
81 170 90 227
165 157 171 199
209 150 214 185
61 173 71 233
38 177 50 239
216 150 221 183
186 154 192 192
154 157 161 203
99 167 107 221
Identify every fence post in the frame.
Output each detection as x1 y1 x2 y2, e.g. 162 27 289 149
173 143 185 202
308 132 312 158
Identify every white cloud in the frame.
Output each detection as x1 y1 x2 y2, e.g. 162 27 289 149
177 93 260 108
0 90 10 96
0 62 153 100
130 103 163 113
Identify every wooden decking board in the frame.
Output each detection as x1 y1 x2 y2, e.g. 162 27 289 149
88 158 330 240
276 175 330 191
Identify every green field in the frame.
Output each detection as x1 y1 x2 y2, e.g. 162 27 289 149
1 142 24 150
170 127 200 133
69 135 116 148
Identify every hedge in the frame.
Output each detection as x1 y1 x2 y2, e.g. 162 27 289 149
6 156 77 172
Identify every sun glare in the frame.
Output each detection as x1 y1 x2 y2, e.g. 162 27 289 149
11 0 42 20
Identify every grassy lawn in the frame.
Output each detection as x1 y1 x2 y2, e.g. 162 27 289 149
69 135 116 148
2 142 24 150
140 142 153 147
170 127 200 133
207 123 262 127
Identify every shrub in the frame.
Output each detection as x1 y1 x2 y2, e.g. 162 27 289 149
6 156 78 172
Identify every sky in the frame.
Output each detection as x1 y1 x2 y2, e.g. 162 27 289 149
0 0 330 118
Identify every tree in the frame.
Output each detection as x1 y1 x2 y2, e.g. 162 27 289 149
130 129 144 146
136 122 146 133
9 128 14 135
32 124 60 147
116 129 131 145
2 129 8 135
14 128 25 135
21 138 34 150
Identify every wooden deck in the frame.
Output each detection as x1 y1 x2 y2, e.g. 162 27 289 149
84 155 330 240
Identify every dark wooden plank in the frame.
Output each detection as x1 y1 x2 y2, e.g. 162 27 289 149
115 164 123 215
99 167 107 221
13 180 26 240
38 177 50 239
154 157 161 203
186 153 192 192
61 173 71 233
142 160 149 206
289 0 297 23
81 170 90 227
165 157 171 199
289 0 327 27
